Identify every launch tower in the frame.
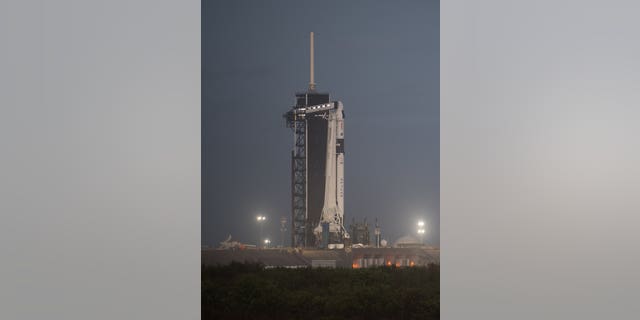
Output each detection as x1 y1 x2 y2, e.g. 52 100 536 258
284 32 348 248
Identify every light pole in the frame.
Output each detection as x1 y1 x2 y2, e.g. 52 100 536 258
280 216 287 248
257 215 266 248
417 221 425 245
374 218 381 248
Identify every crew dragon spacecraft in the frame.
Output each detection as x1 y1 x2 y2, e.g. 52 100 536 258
284 32 348 248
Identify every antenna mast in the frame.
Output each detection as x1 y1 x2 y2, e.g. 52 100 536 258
309 32 316 91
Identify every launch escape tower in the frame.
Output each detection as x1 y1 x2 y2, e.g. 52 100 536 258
284 32 348 248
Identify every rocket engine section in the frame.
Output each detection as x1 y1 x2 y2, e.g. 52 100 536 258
313 102 347 242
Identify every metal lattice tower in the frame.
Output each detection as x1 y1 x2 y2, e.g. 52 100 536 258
289 114 307 247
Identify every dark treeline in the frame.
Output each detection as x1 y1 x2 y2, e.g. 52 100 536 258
202 262 439 320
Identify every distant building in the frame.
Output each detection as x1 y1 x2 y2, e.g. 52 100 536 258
349 219 370 246
393 235 423 248
311 260 337 268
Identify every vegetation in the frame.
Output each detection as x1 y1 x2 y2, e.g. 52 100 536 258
202 262 439 320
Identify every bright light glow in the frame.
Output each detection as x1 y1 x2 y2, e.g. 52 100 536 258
418 228 425 234
256 215 266 221
418 221 425 227
264 239 270 244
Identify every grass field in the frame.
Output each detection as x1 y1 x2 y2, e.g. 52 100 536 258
202 262 439 320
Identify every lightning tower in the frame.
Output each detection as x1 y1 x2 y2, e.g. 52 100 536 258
284 32 348 248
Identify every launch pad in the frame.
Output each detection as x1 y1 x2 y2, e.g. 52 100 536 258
202 247 440 269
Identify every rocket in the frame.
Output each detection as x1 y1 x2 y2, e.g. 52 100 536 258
314 101 346 237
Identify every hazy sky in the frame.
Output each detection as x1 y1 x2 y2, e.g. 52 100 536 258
202 0 439 246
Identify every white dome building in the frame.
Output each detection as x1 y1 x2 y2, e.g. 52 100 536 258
393 235 422 248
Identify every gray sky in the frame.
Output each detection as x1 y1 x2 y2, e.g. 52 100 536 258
202 0 439 246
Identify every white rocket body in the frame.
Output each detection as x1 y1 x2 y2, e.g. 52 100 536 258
314 102 346 237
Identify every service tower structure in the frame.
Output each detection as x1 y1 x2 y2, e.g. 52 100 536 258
284 32 348 248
